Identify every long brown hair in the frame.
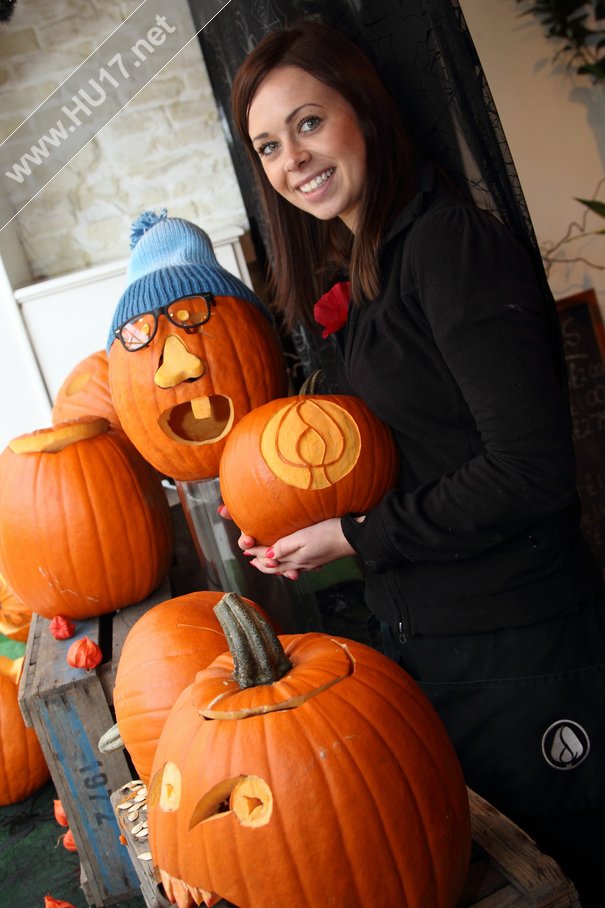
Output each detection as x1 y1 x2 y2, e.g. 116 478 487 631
231 19 418 330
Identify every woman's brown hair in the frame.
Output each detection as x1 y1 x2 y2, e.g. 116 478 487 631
231 19 418 330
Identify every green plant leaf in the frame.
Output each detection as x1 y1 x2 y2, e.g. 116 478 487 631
575 197 605 218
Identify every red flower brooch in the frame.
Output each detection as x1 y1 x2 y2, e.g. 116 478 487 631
313 281 350 338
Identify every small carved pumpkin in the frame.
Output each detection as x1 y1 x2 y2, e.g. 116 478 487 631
112 591 277 785
0 656 49 805
52 349 120 428
219 395 399 544
0 417 173 620
108 296 288 482
148 594 471 908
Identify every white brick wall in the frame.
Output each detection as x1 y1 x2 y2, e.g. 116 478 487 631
0 0 249 283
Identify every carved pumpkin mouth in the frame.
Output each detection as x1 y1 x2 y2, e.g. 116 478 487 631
158 396 234 445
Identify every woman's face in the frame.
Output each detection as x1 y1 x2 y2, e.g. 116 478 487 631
247 66 367 232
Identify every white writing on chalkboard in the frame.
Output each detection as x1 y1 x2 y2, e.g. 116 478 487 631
561 315 605 441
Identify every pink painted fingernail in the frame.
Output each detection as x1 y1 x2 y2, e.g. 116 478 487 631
266 548 275 559
243 551 254 557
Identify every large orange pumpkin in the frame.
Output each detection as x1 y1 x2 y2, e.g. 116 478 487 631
109 295 288 482
52 349 120 428
0 572 32 643
219 394 399 544
112 591 277 785
0 417 174 620
148 594 471 908
0 656 49 805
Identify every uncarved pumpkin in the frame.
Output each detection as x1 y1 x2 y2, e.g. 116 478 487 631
113 591 277 785
0 417 174 620
148 594 471 908
108 295 288 482
0 572 32 643
219 395 399 544
0 656 49 805
52 349 120 428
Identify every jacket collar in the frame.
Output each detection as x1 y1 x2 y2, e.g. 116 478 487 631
384 162 436 245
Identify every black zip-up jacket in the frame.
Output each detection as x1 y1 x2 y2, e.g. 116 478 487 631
340 168 601 637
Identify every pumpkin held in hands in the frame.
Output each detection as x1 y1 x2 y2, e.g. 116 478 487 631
219 394 399 544
147 593 471 908
0 417 173 620
110 591 277 785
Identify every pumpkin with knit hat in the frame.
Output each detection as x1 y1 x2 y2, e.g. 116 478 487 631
108 210 288 481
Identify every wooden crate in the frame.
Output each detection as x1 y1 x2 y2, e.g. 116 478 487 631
112 786 581 908
18 578 172 908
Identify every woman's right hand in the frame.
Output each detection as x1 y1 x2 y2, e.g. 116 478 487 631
218 503 283 573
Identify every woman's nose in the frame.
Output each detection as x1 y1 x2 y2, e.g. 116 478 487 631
284 144 311 172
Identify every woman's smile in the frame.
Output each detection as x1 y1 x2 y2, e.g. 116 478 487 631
297 167 335 194
248 66 366 231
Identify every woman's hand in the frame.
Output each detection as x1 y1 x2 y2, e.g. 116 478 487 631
238 518 357 581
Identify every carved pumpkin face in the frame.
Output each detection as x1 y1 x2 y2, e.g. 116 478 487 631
108 296 288 481
219 395 399 544
147 596 471 908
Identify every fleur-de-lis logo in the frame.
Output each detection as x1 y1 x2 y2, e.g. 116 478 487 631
541 720 590 770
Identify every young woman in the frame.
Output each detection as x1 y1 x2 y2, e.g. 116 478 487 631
225 19 605 902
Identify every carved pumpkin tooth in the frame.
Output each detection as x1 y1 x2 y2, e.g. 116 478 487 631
191 396 212 419
172 877 195 908
159 868 174 900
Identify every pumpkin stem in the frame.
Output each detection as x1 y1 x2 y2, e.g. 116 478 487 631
214 592 292 689
98 722 124 753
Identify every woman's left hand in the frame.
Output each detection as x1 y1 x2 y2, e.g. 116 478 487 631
242 518 356 580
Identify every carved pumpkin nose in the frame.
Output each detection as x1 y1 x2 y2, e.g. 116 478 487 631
154 335 205 389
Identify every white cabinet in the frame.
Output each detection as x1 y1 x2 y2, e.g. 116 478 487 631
0 226 253 450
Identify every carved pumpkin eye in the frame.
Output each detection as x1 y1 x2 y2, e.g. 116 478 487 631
189 775 273 829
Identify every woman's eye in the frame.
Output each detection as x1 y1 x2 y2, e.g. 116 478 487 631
299 115 321 133
257 141 277 157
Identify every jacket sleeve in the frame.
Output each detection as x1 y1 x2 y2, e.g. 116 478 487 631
342 202 578 570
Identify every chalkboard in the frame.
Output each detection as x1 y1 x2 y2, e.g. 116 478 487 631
557 289 605 565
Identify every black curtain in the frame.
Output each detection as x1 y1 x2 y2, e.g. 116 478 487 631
188 0 544 383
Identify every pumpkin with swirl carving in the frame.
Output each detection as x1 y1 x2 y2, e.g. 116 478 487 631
219 395 399 544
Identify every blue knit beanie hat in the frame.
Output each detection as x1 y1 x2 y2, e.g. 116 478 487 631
107 209 270 350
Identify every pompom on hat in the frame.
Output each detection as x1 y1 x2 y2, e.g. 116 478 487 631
107 209 270 350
